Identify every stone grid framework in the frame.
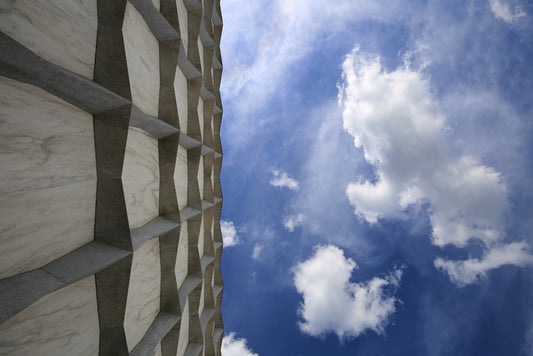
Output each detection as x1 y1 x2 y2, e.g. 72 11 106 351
0 0 224 355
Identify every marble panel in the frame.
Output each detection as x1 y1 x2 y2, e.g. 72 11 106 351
152 0 160 11
123 127 160 229
0 77 96 279
153 342 162 356
176 0 189 54
197 155 204 200
197 98 204 142
175 222 188 288
124 238 161 352
0 0 97 79
0 276 99 355
123 2 160 117
174 66 188 133
175 145 188 210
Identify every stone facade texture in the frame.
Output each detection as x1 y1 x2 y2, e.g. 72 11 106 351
0 0 224 355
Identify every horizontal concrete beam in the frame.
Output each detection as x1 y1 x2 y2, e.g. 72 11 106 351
129 0 180 44
0 32 130 114
0 241 130 324
130 105 179 139
130 216 180 251
130 312 181 356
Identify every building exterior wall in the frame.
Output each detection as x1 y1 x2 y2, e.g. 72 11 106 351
0 0 224 355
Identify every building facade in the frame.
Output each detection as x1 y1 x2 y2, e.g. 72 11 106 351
0 0 224 355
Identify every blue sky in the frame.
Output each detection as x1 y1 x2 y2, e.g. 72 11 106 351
217 0 533 355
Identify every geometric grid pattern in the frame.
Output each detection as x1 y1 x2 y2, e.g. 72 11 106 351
0 0 223 354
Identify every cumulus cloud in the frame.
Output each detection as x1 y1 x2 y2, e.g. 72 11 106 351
222 332 258 356
339 46 533 285
489 0 526 23
221 220 239 247
293 245 403 339
270 168 299 190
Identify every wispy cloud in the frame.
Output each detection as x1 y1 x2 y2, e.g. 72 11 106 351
252 244 264 260
221 220 239 247
270 168 299 190
489 0 526 23
283 213 307 232
339 46 533 285
283 213 320 233
293 245 403 339
222 332 258 356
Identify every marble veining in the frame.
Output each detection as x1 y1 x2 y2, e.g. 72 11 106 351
0 77 96 279
197 98 205 142
124 238 161 352
174 66 188 133
0 0 97 79
175 145 188 210
197 155 204 200
0 276 99 355
122 127 159 229
153 342 162 356
175 222 189 288
123 2 160 117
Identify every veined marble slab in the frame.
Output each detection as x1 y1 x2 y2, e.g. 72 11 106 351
124 238 161 352
123 127 159 229
174 65 188 133
0 0 97 79
197 97 205 142
123 2 160 117
197 155 204 200
175 222 188 288
153 342 162 356
0 276 99 355
0 77 96 279
175 145 188 210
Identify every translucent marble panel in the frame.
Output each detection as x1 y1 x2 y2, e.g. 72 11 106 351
197 98 204 141
0 0 97 79
123 2 160 116
197 155 204 200
175 222 188 288
153 343 162 356
124 238 161 352
174 66 188 133
0 276 99 355
123 127 159 229
0 77 96 279
175 145 188 210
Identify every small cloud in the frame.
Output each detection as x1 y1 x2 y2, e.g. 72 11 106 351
221 332 258 356
283 213 307 232
293 244 403 340
434 242 533 286
221 220 239 247
252 244 264 260
270 168 299 190
489 0 526 23
283 213 320 233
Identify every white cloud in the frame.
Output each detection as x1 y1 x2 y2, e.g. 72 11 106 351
339 46 532 285
293 245 403 339
435 242 533 286
283 213 307 232
252 244 263 260
222 332 258 356
489 0 526 23
270 168 299 190
221 220 239 247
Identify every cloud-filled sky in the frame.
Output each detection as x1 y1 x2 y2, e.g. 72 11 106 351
218 0 533 355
